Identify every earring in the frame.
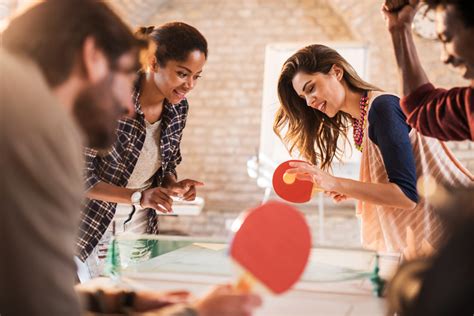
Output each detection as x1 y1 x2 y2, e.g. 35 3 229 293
145 67 153 80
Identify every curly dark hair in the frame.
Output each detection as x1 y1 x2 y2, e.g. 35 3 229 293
136 22 208 67
423 0 474 28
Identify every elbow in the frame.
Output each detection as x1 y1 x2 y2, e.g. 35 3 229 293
399 194 418 210
403 200 418 210
392 183 418 210
393 199 417 210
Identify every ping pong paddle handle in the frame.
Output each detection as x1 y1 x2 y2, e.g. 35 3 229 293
236 271 256 293
284 171 323 194
312 185 323 194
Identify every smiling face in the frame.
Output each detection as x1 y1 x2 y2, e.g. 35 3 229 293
152 50 207 104
436 5 474 82
291 66 346 118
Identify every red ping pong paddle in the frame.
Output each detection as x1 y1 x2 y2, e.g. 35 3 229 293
272 160 321 203
230 201 312 294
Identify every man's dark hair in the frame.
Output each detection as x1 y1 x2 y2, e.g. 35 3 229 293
136 22 208 67
2 0 147 87
424 0 474 28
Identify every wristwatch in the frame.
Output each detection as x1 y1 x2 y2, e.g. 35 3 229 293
130 190 142 208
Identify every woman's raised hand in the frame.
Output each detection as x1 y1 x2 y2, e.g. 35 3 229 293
287 161 339 192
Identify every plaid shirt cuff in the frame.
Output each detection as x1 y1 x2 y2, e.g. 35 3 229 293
84 147 101 191
84 172 100 191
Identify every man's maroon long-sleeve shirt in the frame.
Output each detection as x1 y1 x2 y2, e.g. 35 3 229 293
401 83 474 141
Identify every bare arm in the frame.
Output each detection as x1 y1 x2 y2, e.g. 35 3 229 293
76 284 262 316
86 181 174 213
86 181 135 204
287 163 417 210
390 25 430 95
383 1 430 95
333 177 417 210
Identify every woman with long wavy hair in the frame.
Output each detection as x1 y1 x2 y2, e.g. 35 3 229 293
274 44 472 257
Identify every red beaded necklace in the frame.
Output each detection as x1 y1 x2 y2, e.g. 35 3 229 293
353 91 369 152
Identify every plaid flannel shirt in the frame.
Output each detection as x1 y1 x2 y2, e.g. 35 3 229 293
77 78 188 261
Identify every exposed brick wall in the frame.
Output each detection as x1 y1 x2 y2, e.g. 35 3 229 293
113 0 354 213
108 1 473 236
3 1 470 244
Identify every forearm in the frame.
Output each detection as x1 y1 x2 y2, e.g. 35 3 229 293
86 181 135 204
390 25 430 96
77 287 197 316
333 177 417 209
162 172 177 187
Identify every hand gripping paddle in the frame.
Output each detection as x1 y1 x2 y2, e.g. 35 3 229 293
230 201 311 294
272 160 321 203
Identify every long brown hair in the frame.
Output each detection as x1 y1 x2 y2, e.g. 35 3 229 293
274 44 379 170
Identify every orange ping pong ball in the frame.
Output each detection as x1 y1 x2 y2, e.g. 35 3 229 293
283 172 296 184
